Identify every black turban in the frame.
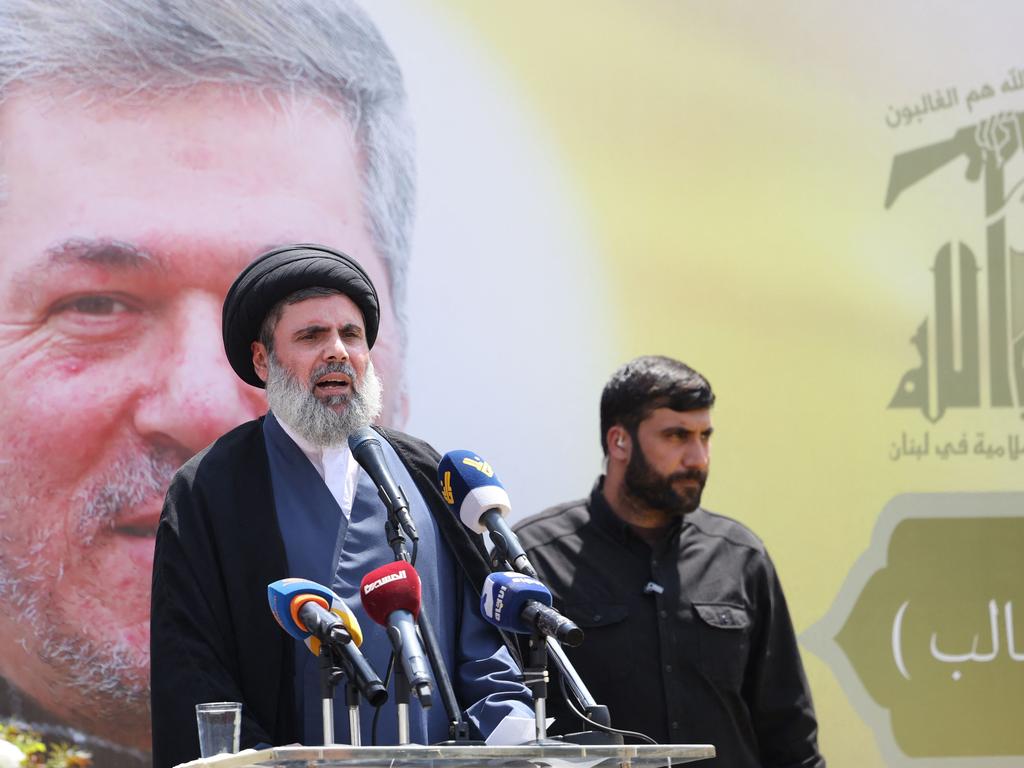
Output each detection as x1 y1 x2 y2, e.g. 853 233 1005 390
222 243 381 388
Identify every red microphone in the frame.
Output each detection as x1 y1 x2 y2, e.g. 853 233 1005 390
360 562 433 707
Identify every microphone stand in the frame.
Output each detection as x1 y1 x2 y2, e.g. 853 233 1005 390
488 541 619 745
381 515 416 744
384 516 409 564
417 610 476 743
383 509 476 743
392 656 413 745
346 678 363 746
318 646 341 745
545 638 610 722
523 631 550 742
545 634 621 744
319 639 372 746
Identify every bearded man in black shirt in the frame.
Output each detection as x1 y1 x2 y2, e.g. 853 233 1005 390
514 355 825 768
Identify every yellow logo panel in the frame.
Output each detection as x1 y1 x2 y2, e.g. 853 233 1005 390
461 457 494 477
441 471 454 505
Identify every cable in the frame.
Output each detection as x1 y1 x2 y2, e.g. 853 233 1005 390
370 652 396 746
557 672 658 745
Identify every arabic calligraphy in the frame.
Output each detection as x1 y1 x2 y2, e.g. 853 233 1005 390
828 503 1024 759
886 67 1024 129
886 88 959 129
887 111 1024 422
965 82 997 114
892 599 1024 681
889 430 1024 461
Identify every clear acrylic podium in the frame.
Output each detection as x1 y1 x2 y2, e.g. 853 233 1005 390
176 742 715 768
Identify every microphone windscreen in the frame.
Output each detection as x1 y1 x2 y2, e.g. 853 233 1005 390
360 561 422 625
268 577 364 649
437 450 512 532
479 571 553 634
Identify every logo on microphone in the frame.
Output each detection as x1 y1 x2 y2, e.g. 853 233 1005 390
441 471 454 505
492 584 508 621
362 569 408 595
462 456 494 477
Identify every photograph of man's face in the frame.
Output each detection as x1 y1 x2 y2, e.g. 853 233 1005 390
0 1 411 756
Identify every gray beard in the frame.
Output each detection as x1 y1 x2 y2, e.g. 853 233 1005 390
265 353 383 447
0 447 182 724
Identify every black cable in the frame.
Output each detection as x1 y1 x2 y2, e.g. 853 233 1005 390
557 672 658 745
370 651 397 749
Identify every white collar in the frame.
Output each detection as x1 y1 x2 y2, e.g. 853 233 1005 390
274 414 349 462
272 413 359 518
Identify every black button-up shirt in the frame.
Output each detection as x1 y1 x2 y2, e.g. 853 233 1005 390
514 480 824 768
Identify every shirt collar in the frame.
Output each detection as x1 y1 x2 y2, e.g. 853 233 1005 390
588 475 685 550
588 476 632 540
271 410 351 476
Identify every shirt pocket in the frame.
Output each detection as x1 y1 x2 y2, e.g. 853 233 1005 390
692 602 751 688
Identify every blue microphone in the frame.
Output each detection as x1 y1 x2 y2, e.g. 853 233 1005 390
480 571 584 647
437 450 537 578
268 578 387 706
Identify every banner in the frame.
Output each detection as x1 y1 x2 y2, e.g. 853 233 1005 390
0 2 1018 766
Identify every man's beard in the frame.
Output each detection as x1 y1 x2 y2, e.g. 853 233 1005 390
623 442 707 516
0 446 183 725
265 353 383 447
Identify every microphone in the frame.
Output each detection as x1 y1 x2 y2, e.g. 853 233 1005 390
480 571 584 647
359 562 433 707
437 450 537 578
348 428 418 540
267 578 387 706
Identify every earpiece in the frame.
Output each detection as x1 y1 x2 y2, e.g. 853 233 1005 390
616 437 625 448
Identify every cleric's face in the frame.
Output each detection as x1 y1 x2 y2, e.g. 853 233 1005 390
0 84 405 746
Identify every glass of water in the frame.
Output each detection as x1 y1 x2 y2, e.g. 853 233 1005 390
195 701 241 757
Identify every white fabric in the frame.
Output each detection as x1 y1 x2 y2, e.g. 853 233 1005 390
274 417 360 520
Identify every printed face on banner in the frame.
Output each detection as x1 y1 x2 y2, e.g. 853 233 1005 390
0 85 402 746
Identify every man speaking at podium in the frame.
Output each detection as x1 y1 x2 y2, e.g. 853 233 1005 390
150 245 532 768
515 356 825 768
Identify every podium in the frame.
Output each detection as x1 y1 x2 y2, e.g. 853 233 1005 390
177 743 715 768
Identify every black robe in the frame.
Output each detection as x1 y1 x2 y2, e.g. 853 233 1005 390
150 420 500 768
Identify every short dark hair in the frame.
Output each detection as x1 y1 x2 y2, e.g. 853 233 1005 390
599 355 715 454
